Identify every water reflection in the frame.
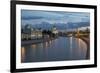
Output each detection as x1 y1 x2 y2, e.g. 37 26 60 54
21 47 25 62
69 37 73 58
21 37 88 63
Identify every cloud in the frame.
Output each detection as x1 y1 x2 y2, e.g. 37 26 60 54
21 18 68 26
21 16 43 20
21 10 64 20
21 10 90 25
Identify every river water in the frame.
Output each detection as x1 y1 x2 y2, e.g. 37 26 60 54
21 37 88 63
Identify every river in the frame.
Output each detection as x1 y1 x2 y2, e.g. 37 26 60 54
21 37 88 63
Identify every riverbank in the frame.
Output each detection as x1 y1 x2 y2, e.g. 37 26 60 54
78 36 90 59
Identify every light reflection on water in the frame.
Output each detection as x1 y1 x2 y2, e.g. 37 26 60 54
21 37 88 63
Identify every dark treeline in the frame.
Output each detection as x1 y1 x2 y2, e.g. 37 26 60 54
42 30 55 37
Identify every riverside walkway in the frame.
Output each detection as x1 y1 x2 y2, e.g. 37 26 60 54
79 36 90 59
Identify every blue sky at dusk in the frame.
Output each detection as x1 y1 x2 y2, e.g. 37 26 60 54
21 10 90 29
